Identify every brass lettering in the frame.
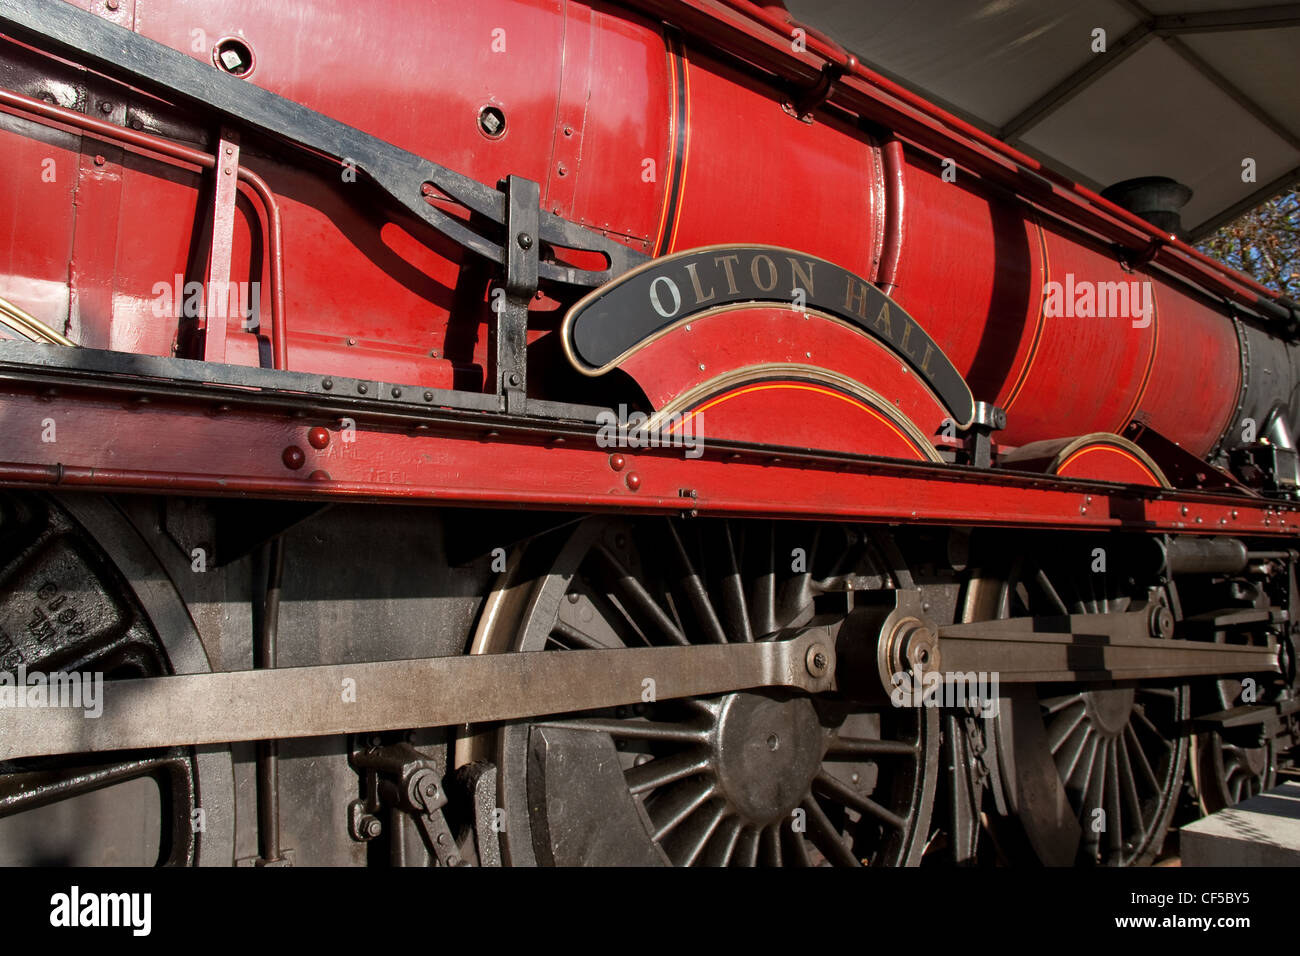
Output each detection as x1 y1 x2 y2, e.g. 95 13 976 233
899 318 915 357
919 342 935 375
844 278 870 318
787 257 815 298
685 262 715 305
750 254 778 292
714 255 741 294
874 301 893 337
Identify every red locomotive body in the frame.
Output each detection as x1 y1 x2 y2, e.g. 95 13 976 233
0 0 1295 869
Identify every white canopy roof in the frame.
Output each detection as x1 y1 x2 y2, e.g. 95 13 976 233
784 0 1300 238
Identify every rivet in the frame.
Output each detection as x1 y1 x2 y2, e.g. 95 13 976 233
391 386 402 398
609 453 626 471
357 382 368 395
626 472 641 491
282 446 305 470
307 426 330 449
322 378 333 390
93 154 106 166
308 469 330 481
99 101 113 114
424 391 434 402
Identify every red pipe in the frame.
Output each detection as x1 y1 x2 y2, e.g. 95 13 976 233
876 136 905 296
0 86 289 370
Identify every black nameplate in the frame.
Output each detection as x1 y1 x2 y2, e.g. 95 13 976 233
564 244 974 426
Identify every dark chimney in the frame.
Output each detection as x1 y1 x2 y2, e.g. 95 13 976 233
1101 176 1194 239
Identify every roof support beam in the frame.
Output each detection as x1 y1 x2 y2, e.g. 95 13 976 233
1164 35 1300 154
1188 165 1300 241
1153 4 1300 34
997 24 1153 140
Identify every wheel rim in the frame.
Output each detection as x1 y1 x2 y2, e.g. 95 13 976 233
0 493 233 866
489 517 938 866
1193 679 1276 813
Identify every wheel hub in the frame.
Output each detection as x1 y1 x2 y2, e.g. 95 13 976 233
1082 687 1137 737
711 692 825 826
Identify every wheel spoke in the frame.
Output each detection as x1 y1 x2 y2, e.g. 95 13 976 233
1034 567 1071 616
760 822 783 866
801 795 860 867
649 778 716 842
783 822 813 866
1117 734 1145 835
1056 724 1092 782
595 544 688 645
679 801 728 866
536 717 709 743
814 770 907 831
1124 724 1161 793
1047 703 1088 755
624 748 711 794
665 520 728 644
752 524 777 637
0 754 171 817
719 522 754 643
1131 705 1173 750
1105 741 1124 860
731 825 760 867
702 815 740 865
552 619 618 650
825 736 918 758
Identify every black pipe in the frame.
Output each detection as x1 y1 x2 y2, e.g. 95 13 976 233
1165 536 1248 575
255 537 284 864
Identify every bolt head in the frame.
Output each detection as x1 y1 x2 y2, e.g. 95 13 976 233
805 643 831 677
517 232 533 250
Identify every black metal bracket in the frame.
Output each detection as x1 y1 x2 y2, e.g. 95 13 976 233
348 739 467 867
493 176 540 414
0 0 645 289
959 401 1007 469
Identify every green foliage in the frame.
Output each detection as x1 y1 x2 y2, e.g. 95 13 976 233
1196 186 1300 297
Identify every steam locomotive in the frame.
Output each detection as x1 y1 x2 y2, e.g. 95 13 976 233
0 0 1295 867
